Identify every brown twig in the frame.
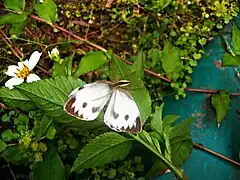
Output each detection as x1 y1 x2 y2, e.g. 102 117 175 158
193 142 240 167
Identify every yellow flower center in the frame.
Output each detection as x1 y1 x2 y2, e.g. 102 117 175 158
16 65 30 79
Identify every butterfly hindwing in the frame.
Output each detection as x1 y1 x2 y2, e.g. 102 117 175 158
64 82 111 121
104 89 142 133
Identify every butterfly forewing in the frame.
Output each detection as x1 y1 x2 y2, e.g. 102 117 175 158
64 82 111 120
104 89 142 133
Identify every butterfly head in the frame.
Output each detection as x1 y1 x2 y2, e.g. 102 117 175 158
112 80 130 88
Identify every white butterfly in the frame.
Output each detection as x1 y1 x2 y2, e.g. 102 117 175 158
63 80 142 133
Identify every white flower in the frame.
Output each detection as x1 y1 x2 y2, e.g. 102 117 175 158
48 48 59 59
5 51 42 90
39 0 44 3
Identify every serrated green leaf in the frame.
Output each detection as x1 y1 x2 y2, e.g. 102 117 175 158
3 0 25 13
231 22 240 55
132 50 146 80
162 115 181 129
71 132 133 172
16 76 85 122
0 87 36 111
222 53 240 67
211 90 230 127
32 146 65 180
109 57 151 124
150 103 164 133
0 139 7 152
74 51 108 77
162 42 183 81
35 0 58 25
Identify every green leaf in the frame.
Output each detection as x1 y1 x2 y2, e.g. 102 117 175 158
109 57 151 124
1 129 14 142
170 139 192 166
14 114 29 125
132 50 146 80
52 63 67 78
16 76 85 123
162 115 181 129
73 51 108 77
211 90 230 127
150 103 164 133
34 116 53 140
222 53 240 67
231 22 240 55
0 139 7 152
3 0 25 13
0 87 36 111
71 132 133 172
35 0 58 25
158 0 173 9
32 146 65 180
2 146 29 164
46 127 56 140
1 113 10 122
0 13 27 25
162 42 183 81
170 117 194 140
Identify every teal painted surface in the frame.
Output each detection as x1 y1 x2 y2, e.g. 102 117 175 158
157 23 240 180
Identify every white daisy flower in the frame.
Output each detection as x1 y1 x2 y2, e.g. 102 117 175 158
5 51 42 90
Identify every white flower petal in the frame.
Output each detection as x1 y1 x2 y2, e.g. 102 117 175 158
5 65 18 77
5 77 24 89
26 74 41 83
18 60 29 70
28 51 42 70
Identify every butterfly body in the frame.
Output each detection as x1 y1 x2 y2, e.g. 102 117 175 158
64 80 142 133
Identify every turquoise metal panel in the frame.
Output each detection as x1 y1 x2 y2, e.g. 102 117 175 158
157 27 240 179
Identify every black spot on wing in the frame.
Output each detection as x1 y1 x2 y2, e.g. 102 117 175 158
92 107 100 113
125 115 129 121
113 111 119 119
82 102 87 108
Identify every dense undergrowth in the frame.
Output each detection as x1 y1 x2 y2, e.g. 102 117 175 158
0 0 239 180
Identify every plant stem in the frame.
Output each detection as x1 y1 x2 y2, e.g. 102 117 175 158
193 142 240 167
130 134 185 179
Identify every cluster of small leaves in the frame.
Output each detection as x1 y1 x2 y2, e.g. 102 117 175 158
0 108 49 169
75 156 145 180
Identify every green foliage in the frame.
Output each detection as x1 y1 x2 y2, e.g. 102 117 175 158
35 0 58 25
222 53 240 67
231 22 240 55
0 139 7 152
73 51 108 77
71 132 133 172
32 146 65 180
0 13 27 36
146 104 193 177
132 50 146 80
162 42 183 81
3 0 25 13
211 90 230 127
